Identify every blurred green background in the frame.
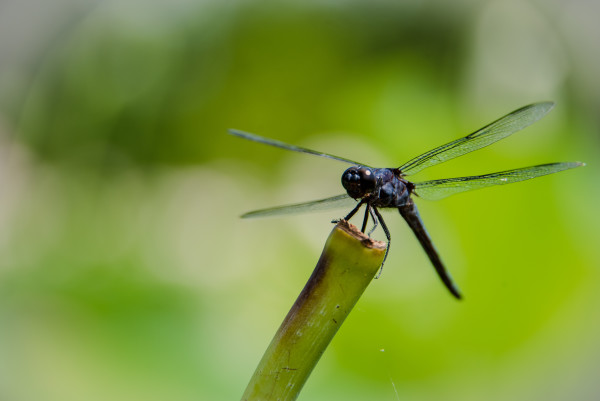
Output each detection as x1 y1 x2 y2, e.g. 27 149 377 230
0 0 598 400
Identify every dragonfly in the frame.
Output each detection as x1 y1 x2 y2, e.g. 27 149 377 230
230 102 584 299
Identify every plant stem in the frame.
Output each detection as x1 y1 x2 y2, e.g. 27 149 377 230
241 220 386 401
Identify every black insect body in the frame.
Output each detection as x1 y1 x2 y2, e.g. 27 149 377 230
230 103 584 299
342 167 411 207
340 166 458 297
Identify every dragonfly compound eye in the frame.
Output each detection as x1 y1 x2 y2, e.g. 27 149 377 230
359 167 376 191
342 167 375 199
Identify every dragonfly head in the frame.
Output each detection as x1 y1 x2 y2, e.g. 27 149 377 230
342 166 376 199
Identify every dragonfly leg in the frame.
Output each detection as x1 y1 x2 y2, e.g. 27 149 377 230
337 199 365 223
367 207 378 237
361 205 370 232
332 199 363 224
372 207 390 279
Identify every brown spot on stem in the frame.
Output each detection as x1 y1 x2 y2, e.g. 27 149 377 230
337 219 386 250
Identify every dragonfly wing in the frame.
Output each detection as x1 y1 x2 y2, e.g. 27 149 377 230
398 201 462 299
398 102 555 176
242 193 357 219
229 129 369 166
413 162 584 201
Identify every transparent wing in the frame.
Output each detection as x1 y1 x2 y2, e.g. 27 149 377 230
229 129 369 166
398 102 555 176
242 193 357 219
413 162 584 201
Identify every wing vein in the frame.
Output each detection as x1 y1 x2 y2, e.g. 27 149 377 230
413 162 584 201
242 193 357 219
399 102 554 176
229 129 368 166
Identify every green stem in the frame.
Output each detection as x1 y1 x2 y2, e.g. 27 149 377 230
241 220 386 401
